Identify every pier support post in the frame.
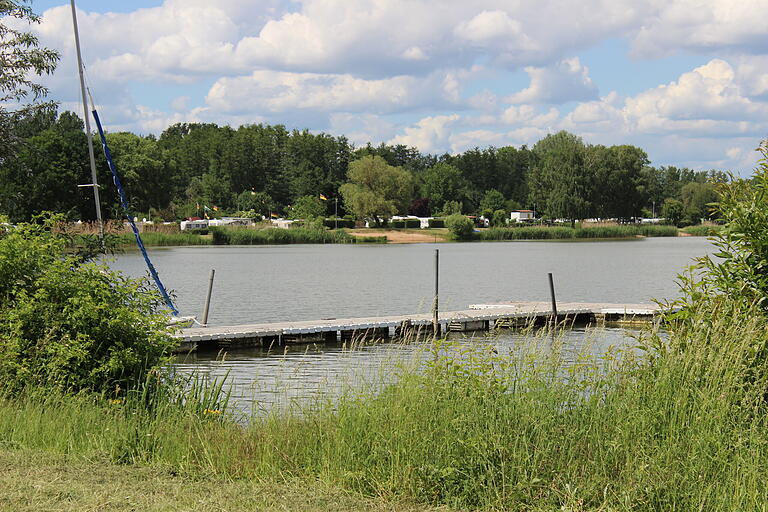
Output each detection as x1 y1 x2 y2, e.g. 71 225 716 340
548 272 558 326
201 269 216 326
433 249 440 337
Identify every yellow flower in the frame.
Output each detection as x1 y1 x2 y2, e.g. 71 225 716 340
204 409 222 415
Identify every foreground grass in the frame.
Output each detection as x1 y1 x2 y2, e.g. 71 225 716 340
4 300 768 510
0 450 446 512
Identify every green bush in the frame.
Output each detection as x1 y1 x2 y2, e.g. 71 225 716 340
323 218 355 229
428 218 445 228
0 217 175 394
390 220 406 228
445 214 475 240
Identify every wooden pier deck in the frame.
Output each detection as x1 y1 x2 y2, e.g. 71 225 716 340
174 302 669 352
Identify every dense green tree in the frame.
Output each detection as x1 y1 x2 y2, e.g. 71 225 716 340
421 162 467 214
0 112 100 221
529 131 592 223
339 156 414 223
0 0 59 164
289 195 326 220
479 189 506 214
587 144 648 219
680 181 718 224
661 198 684 226
236 190 274 218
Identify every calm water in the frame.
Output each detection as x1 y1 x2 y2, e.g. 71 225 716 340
108 237 709 413
109 237 710 326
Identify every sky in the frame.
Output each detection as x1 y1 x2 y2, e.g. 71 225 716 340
15 0 768 174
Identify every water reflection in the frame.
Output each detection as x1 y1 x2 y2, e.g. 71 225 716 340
172 326 651 417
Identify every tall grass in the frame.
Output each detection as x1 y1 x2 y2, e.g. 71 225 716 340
481 224 678 240
4 300 768 509
212 227 386 245
681 224 725 236
112 232 212 246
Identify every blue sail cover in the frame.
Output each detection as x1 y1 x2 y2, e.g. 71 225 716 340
91 109 180 316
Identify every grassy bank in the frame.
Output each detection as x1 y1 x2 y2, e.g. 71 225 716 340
212 227 386 245
3 299 768 510
479 224 678 240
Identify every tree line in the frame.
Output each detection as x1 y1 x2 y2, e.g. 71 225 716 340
0 108 724 226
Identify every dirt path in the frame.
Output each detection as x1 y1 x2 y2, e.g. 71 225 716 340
349 229 448 243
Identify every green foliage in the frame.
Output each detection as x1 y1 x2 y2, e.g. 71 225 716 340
391 219 421 229
680 181 719 225
685 143 768 309
339 156 415 223
323 218 355 229
439 200 462 216
491 209 507 227
0 216 175 394
481 226 574 240
479 189 506 213
421 163 467 214
112 232 212 246
211 227 383 245
427 218 445 228
289 195 326 220
680 224 724 236
445 214 474 240
480 224 677 240
661 198 684 226
0 0 59 164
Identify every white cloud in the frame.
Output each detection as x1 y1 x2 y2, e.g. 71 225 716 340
204 69 462 115
388 114 460 153
506 58 599 104
630 0 768 58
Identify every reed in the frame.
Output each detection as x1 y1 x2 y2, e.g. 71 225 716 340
112 232 212 246
681 224 725 236
481 224 678 240
211 227 386 245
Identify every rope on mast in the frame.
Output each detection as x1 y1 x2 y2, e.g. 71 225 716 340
90 108 180 316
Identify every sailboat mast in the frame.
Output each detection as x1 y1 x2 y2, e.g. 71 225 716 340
69 0 104 240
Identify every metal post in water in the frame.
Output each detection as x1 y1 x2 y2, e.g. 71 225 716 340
70 0 103 241
548 272 558 326
433 249 440 336
201 269 216 326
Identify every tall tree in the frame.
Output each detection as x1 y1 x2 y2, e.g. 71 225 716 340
420 162 467 214
339 156 414 223
529 131 592 223
0 0 59 177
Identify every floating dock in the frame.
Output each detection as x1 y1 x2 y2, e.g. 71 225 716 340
173 302 669 352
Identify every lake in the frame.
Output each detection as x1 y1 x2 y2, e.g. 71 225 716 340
108 237 710 413
109 237 710 326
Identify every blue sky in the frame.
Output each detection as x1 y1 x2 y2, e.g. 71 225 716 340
19 0 768 174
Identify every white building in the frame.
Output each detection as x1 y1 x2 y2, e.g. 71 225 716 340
510 210 535 222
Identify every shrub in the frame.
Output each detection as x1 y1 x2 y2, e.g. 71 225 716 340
491 209 507 227
0 216 175 394
428 218 445 228
445 214 475 240
323 218 355 229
